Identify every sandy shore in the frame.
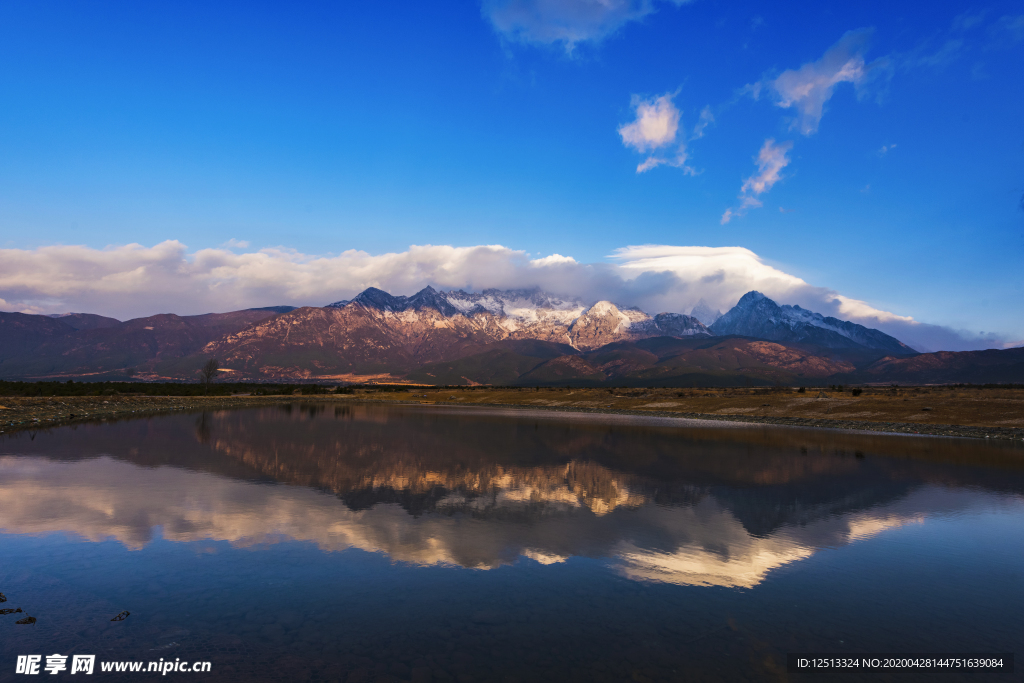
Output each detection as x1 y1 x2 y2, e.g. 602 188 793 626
1 387 1023 441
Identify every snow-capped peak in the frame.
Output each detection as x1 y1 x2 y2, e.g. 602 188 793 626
689 298 722 326
322 286 710 349
711 291 914 354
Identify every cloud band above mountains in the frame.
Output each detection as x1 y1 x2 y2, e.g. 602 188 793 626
0 241 1011 352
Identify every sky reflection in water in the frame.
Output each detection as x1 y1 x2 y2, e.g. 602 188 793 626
0 404 1022 682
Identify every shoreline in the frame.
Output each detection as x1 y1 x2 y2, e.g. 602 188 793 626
1 394 1022 442
344 398 1024 441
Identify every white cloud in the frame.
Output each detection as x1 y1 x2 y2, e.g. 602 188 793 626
690 105 714 140
529 253 577 266
740 139 792 195
769 29 877 135
2 456 976 585
608 245 1011 352
634 148 695 174
636 155 668 173
618 93 696 174
610 245 807 303
618 93 679 152
482 0 690 52
0 240 1011 351
721 139 793 223
828 293 915 325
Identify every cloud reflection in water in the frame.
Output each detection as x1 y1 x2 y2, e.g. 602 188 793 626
0 404 1021 589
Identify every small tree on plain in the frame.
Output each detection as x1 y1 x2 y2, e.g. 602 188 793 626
200 358 219 395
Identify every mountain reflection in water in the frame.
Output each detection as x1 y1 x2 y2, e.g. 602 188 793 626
2 404 1021 590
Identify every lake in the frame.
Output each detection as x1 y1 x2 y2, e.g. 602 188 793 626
1 403 1021 682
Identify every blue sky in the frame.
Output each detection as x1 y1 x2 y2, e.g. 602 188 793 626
0 0 1022 349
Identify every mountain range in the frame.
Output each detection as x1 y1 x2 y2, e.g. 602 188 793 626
0 288 1020 385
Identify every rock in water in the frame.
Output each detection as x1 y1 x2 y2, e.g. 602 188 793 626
0 592 6 602
15 615 36 625
111 610 130 622
0 608 23 615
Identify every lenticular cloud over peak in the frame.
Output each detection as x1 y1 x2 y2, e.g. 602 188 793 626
0 240 1009 352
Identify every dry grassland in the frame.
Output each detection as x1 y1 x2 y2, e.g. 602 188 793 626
0 386 1021 441
342 385 1024 440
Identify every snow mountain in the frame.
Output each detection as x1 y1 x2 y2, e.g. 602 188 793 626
3 287 992 384
329 287 585 325
689 299 722 326
326 286 711 350
709 291 915 355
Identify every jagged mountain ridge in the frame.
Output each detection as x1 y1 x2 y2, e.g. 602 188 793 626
196 287 712 378
192 286 917 382
710 291 915 356
325 286 711 350
1 287 979 384
323 286 911 357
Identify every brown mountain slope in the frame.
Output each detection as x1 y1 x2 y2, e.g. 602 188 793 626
407 337 856 386
195 304 505 378
650 339 855 377
50 313 122 330
569 337 855 386
195 298 711 380
845 347 1024 384
3 287 1014 385
0 313 76 367
0 309 285 378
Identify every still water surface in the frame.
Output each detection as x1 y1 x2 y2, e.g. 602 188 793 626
1 404 1022 682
